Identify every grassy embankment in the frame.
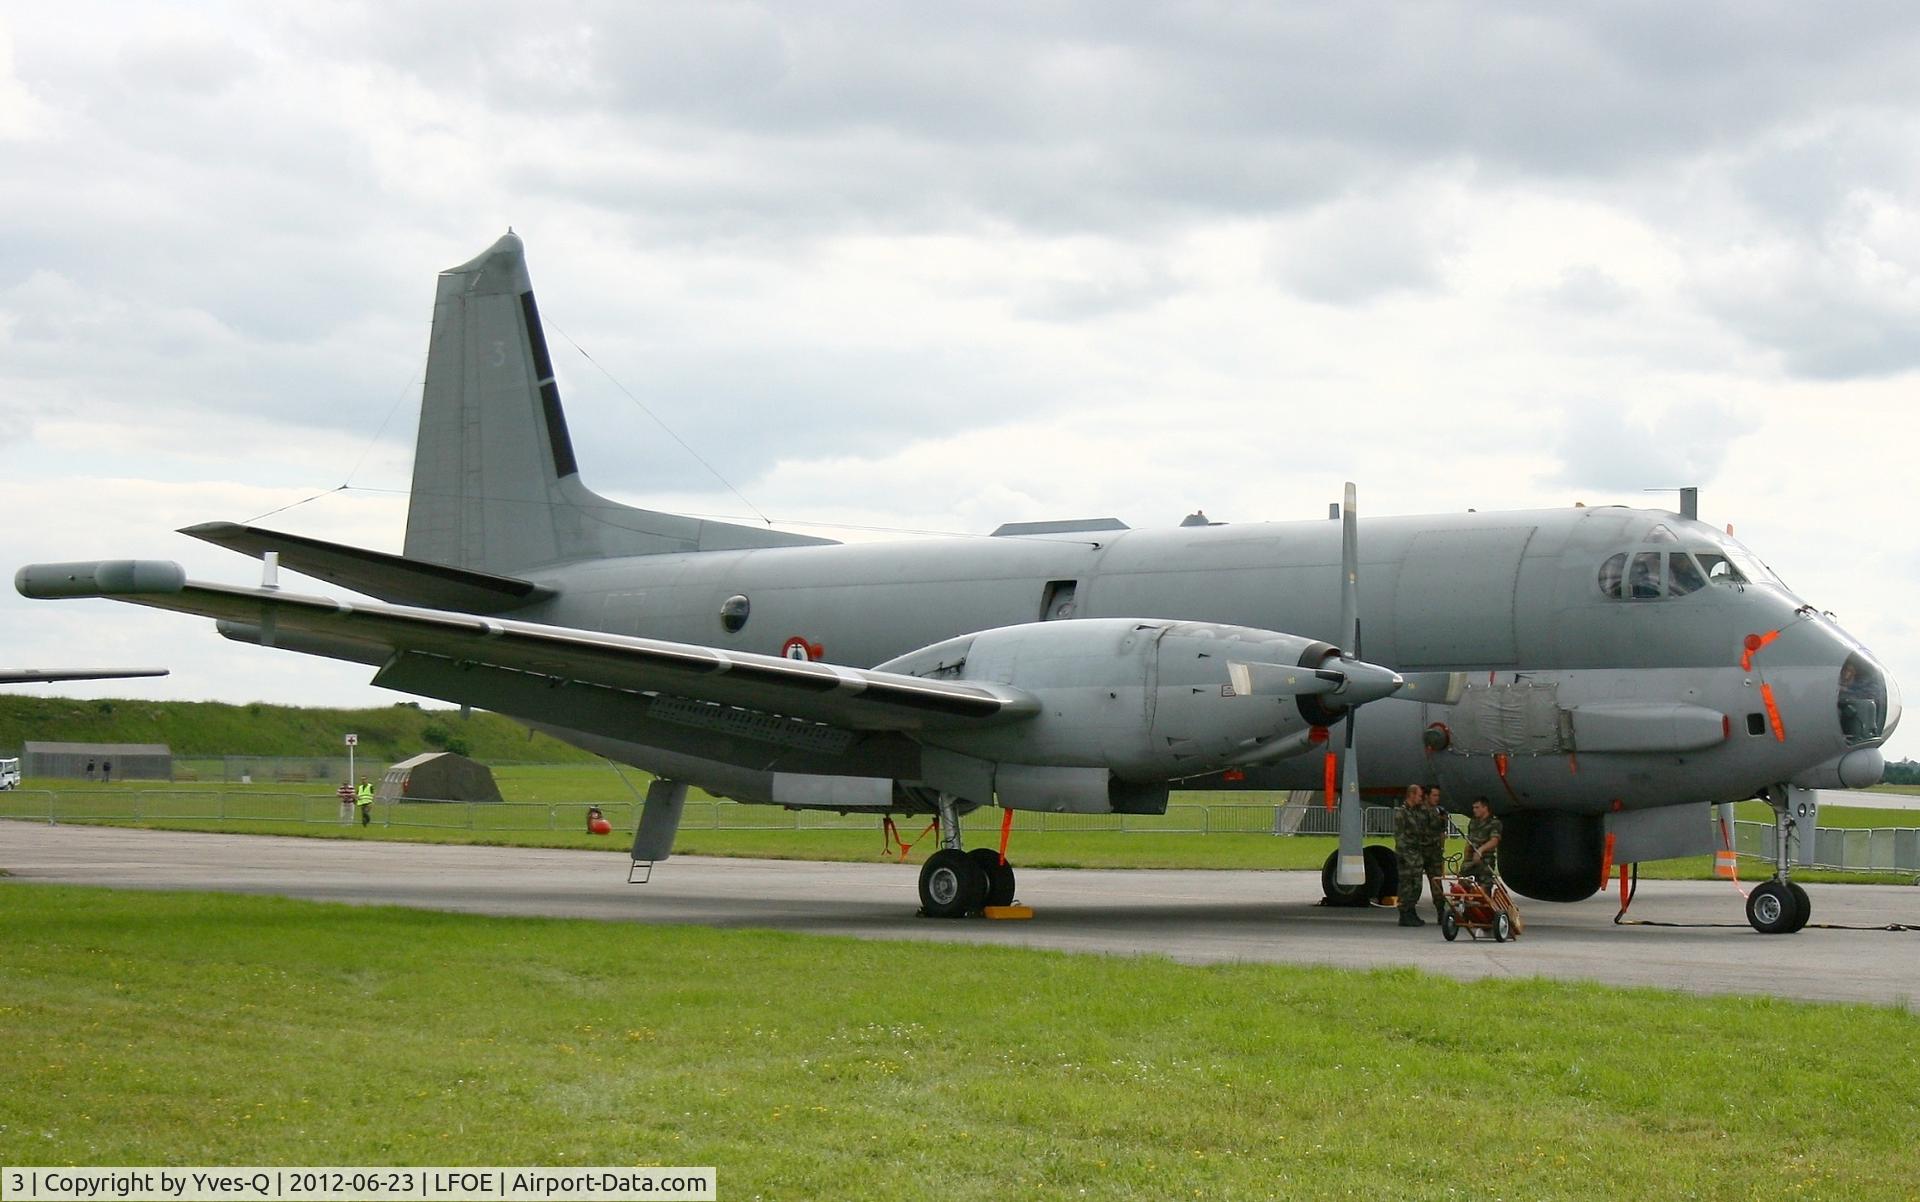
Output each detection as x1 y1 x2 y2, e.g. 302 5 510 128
1 884 1915 1201
0 694 598 769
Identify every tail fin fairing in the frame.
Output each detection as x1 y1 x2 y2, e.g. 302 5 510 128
403 232 833 575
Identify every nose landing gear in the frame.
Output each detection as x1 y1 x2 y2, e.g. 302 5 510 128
1749 786 1818 934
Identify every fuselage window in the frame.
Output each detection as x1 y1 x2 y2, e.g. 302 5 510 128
1667 552 1707 596
719 594 751 634
1628 551 1662 599
1597 553 1626 599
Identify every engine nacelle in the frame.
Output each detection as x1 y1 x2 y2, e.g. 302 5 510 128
879 618 1338 812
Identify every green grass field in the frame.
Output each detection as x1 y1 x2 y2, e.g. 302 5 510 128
1 884 1915 1201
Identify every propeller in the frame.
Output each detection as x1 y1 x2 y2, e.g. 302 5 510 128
1334 482 1368 887
1225 485 1467 892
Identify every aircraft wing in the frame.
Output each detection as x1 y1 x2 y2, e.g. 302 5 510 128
15 561 1037 733
0 667 169 684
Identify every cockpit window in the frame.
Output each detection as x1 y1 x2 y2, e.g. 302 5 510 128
1726 544 1783 588
1597 553 1626 599
1643 523 1678 543
1628 551 1662 599
1696 552 1746 586
1601 546 1750 601
1667 552 1707 596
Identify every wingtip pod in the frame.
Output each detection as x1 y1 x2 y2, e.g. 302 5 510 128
16 560 187 599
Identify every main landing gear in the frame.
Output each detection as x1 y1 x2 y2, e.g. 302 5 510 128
1319 845 1398 907
917 793 1017 919
1747 786 1816 934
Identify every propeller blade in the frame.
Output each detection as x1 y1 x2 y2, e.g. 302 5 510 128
1334 481 1367 887
1393 671 1468 704
1335 708 1366 885
1228 661 1345 697
1228 658 1405 702
1340 481 1359 657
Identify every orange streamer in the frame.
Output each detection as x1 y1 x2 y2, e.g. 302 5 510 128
1759 681 1786 742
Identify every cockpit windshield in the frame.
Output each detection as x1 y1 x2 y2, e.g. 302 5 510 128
1597 549 1721 599
1596 526 1790 601
1694 552 1746 585
1721 542 1783 588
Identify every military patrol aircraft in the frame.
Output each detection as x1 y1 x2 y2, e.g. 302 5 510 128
16 233 1901 934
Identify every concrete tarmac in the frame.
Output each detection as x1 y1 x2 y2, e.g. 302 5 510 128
4 823 1917 1007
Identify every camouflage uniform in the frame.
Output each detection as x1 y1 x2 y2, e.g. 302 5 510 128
1462 814 1503 886
1394 800 1449 915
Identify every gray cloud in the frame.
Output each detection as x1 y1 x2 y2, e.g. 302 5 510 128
1550 399 1758 491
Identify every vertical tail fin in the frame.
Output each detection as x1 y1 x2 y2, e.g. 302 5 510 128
403 232 833 573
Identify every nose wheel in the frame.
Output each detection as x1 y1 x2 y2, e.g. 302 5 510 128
1746 879 1810 934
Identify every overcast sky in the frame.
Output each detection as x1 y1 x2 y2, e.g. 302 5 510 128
2 2 1915 761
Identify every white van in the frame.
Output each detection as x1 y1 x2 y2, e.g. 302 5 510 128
0 758 19 789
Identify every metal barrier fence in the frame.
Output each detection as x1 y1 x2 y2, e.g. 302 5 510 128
1732 819 1920 875
4 789 1916 876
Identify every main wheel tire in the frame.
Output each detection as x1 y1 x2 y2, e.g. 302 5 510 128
1320 850 1370 907
1746 881 1797 934
1362 844 1399 903
1492 911 1512 943
1440 912 1459 941
920 848 988 918
1785 882 1811 933
969 848 1017 907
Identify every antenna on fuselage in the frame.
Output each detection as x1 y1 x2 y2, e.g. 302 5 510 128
1643 486 1700 520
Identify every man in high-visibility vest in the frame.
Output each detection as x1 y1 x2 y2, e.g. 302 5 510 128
356 780 374 826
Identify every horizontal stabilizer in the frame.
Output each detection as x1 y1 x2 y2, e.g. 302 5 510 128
182 522 553 613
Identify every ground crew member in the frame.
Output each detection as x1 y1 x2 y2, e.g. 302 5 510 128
356 779 374 826
1462 797 1502 887
1394 784 1449 927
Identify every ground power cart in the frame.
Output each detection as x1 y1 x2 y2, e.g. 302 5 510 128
1438 857 1524 942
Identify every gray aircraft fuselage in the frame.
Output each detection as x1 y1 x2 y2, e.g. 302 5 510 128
500 501 1895 816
